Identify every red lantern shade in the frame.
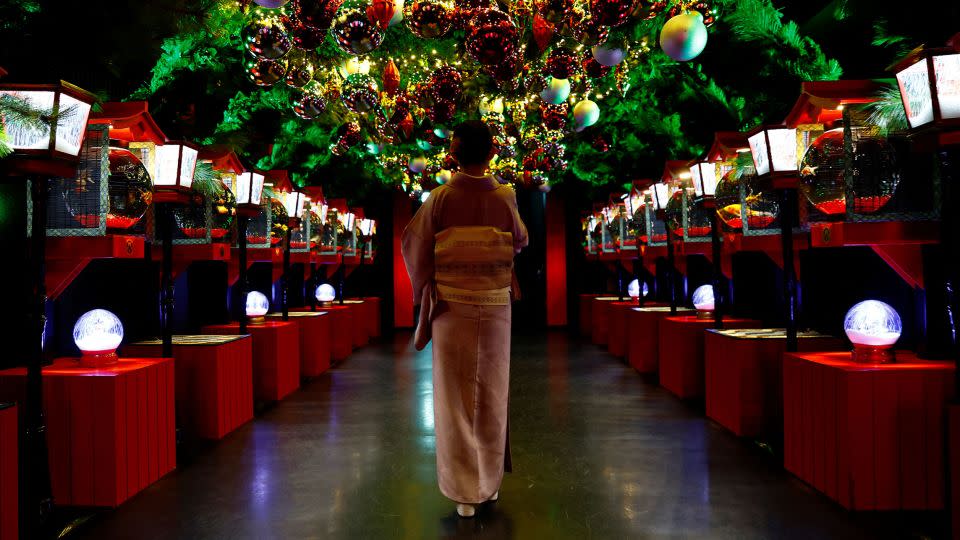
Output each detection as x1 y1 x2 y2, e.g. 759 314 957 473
0 81 97 177
891 44 960 130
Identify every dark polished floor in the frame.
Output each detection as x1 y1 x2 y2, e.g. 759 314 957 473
74 331 908 539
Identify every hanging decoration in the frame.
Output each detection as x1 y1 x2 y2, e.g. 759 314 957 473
660 10 709 61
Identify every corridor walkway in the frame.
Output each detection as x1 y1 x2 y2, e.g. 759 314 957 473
77 332 893 539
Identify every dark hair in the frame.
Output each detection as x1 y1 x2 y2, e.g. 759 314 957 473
451 120 493 166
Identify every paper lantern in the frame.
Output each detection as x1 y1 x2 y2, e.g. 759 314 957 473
235 170 266 213
844 300 902 364
279 190 307 222
73 309 123 366
153 142 199 194
892 45 960 129
691 284 714 317
627 278 648 299
246 291 270 321
315 283 337 304
689 160 717 197
747 125 798 178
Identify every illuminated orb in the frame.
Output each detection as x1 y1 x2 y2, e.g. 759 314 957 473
315 283 337 303
246 291 270 319
73 309 123 366
627 278 649 298
843 300 902 363
691 284 714 314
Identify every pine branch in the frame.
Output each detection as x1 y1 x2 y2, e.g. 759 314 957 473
191 160 225 199
863 84 908 134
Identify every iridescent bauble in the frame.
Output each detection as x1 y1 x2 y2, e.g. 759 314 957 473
569 14 609 46
331 0 386 54
660 11 708 62
409 155 428 173
589 0 635 26
244 15 292 59
429 65 463 102
290 22 327 49
582 54 611 77
284 53 315 88
534 0 572 23
293 0 342 29
466 9 519 66
715 169 779 231
67 147 153 231
293 92 327 119
256 0 291 6
573 99 599 131
591 42 625 66
246 57 288 86
540 103 568 131
390 0 405 24
539 77 570 104
404 0 453 38
669 1 716 26
341 73 380 113
545 47 580 79
799 128 900 216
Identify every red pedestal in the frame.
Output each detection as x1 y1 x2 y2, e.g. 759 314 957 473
202 322 300 402
0 404 16 540
123 335 254 440
607 301 639 358
658 316 761 399
361 297 382 338
783 351 954 510
314 305 354 362
950 405 960 540
704 329 843 438
342 300 369 348
266 312 332 378
626 307 692 373
590 297 622 346
578 294 602 337
0 358 176 508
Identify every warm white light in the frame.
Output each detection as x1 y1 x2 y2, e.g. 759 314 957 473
0 89 92 157
315 283 336 303
154 143 198 189
73 309 123 354
935 54 960 121
280 190 305 219
749 128 797 176
649 183 674 211
236 171 265 205
359 218 375 236
338 211 356 230
690 161 717 197
844 300 902 348
246 291 269 317
627 279 649 298
692 285 715 312
420 191 430 203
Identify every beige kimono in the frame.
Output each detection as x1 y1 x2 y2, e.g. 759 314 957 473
402 173 529 504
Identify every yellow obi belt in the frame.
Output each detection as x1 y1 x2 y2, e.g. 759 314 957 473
434 226 514 306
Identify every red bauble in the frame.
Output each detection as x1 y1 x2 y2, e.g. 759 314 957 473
592 134 610 152
466 9 519 66
429 65 463 102
534 0 573 23
540 103 568 130
367 0 396 28
293 0 342 29
532 14 555 51
383 59 401 96
589 0 635 26
290 22 326 49
569 14 609 46
428 100 457 123
484 54 523 83
544 46 580 79
582 54 611 77
404 0 453 38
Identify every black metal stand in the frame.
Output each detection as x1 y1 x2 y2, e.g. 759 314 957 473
666 228 677 315
938 145 960 390
237 215 249 334
308 261 317 312
778 188 799 352
616 260 624 302
159 202 174 358
282 227 291 321
338 254 346 306
24 176 54 537
710 210 724 329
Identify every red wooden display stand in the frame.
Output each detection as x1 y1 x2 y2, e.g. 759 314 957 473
951 405 960 540
578 294 603 337
202 322 300 402
123 335 254 440
342 300 369 348
626 306 691 373
0 403 16 540
0 358 175 507
301 305 353 362
361 297 382 338
658 315 761 399
704 329 843 438
265 312 331 378
783 351 954 510
591 296 623 346
607 301 640 358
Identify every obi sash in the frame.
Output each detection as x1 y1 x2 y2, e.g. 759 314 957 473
434 226 514 306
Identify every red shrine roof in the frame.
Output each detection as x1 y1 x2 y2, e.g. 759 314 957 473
90 101 166 144
783 80 888 127
198 145 244 174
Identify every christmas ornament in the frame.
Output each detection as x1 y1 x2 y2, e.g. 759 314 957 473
539 77 570 104
428 100 457 123
383 59 401 96
466 9 520 66
534 0 572 23
284 52 315 88
485 54 523 86
255 0 291 7
247 57 288 86
331 0 386 55
591 42 625 66
244 15 292 59
573 99 599 131
669 1 716 27
368 0 396 28
436 169 452 183
591 134 610 152
389 0 405 24
545 47 580 79
540 103 568 130
341 73 380 113
569 14 609 46
582 54 611 77
409 155 428 173
293 0 342 30
290 22 326 49
331 121 362 155
589 0 634 26
429 65 463 102
404 0 453 38
660 11 708 61
293 92 327 119
532 15 555 51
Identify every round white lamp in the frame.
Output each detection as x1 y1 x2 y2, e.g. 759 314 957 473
73 309 123 366
246 291 270 323
691 284 715 319
844 300 902 363
315 283 337 306
627 279 649 300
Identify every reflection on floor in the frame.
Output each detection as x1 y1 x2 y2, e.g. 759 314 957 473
75 331 910 539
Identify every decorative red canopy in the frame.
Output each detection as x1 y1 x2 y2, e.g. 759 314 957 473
198 145 244 174
90 101 166 144
783 80 887 127
705 131 749 161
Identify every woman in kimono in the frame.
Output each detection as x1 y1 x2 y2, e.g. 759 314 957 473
402 121 529 517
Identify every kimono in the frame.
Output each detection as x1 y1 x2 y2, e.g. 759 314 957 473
401 172 529 504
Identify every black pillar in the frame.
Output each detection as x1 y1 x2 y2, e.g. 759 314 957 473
779 188 798 352
710 210 724 329
159 202 174 358
666 227 677 315
237 214 249 334
282 227 291 321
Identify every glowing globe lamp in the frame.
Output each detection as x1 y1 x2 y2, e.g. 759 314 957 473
627 279 649 299
315 283 337 306
246 291 270 323
843 300 902 363
691 284 715 319
73 309 123 366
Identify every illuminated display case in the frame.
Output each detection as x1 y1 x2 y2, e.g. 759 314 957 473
642 184 673 247
714 152 783 236
582 213 599 255
600 198 621 254
620 185 645 252
234 199 272 249
666 187 712 243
